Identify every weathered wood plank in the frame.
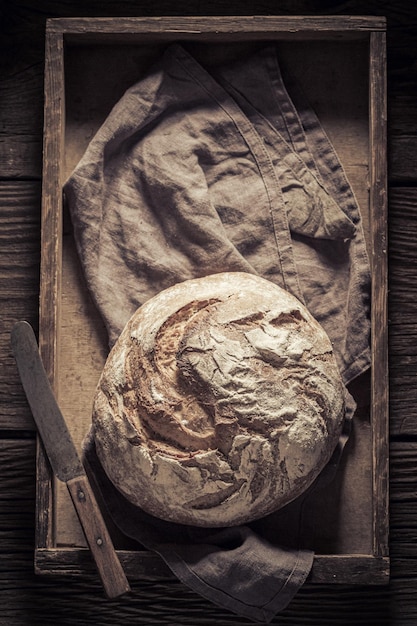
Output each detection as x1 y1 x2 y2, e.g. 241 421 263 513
45 14 387 35
369 29 389 557
387 442 417 567
388 188 417 435
35 548 390 585
0 181 40 430
0 439 36 553
39 30 64 386
388 190 417 282
390 578 417 625
0 54 44 179
385 10 417 183
0 560 393 626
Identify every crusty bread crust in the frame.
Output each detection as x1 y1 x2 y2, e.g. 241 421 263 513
92 272 345 527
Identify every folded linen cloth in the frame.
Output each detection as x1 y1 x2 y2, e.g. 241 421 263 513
64 43 371 389
65 43 371 622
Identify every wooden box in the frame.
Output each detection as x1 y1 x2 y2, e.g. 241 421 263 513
37 16 389 585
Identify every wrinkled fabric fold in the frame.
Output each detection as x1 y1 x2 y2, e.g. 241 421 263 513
64 44 371 387
207 46 371 384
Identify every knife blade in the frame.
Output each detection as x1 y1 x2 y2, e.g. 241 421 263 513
11 320 131 599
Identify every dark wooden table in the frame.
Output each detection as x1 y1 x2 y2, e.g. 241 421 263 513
1 1 417 624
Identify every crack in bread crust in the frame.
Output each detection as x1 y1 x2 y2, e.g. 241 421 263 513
92 272 345 527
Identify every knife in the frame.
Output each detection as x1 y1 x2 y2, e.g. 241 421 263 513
11 320 131 599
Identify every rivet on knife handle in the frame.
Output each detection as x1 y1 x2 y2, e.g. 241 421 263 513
11 321 131 599
66 474 130 598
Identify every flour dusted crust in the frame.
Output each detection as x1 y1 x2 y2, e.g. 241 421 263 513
92 272 345 527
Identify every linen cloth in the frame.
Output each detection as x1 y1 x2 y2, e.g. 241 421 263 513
64 44 371 386
65 43 371 622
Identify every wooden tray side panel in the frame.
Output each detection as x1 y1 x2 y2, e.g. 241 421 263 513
35 549 389 585
46 15 387 37
40 33 65 381
37 31 66 552
369 30 389 559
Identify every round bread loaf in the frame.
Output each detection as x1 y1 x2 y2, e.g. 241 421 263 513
92 272 345 527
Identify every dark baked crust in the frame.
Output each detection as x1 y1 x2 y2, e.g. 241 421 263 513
92 272 345 526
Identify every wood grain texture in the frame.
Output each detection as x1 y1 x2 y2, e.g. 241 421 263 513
1 0 417 623
388 188 417 436
369 30 389 558
0 182 40 430
390 442 417 575
45 14 387 37
0 57 44 179
39 30 64 388
35 549 390 585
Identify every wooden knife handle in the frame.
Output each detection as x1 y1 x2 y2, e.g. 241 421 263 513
66 474 131 598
